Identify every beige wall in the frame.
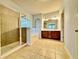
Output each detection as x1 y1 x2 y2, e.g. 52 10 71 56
44 11 59 19
64 0 78 59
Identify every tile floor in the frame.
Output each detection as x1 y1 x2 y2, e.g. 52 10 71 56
3 37 70 59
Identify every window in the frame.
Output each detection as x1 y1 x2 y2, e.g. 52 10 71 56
21 16 31 28
48 23 57 29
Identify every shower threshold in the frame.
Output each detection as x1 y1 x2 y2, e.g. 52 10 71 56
1 41 26 58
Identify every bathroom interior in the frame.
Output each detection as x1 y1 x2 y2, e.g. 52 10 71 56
0 5 31 57
0 3 64 58
0 0 78 59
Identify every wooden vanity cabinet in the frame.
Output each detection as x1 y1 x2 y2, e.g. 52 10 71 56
41 31 60 41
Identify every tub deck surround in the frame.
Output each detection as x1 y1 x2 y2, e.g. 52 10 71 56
3 37 70 59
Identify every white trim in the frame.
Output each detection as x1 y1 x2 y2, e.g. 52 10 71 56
1 44 26 59
64 47 73 59
19 14 22 45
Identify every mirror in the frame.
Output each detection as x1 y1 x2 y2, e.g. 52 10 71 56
44 19 58 29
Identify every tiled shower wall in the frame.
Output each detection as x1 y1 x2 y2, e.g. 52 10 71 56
0 5 20 47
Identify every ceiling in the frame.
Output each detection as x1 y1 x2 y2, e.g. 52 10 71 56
11 0 63 15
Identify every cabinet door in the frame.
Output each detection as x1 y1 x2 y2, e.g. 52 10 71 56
48 31 51 39
51 31 60 40
41 31 49 38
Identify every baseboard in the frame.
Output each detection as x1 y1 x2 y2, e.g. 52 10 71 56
64 47 73 59
1 43 26 59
